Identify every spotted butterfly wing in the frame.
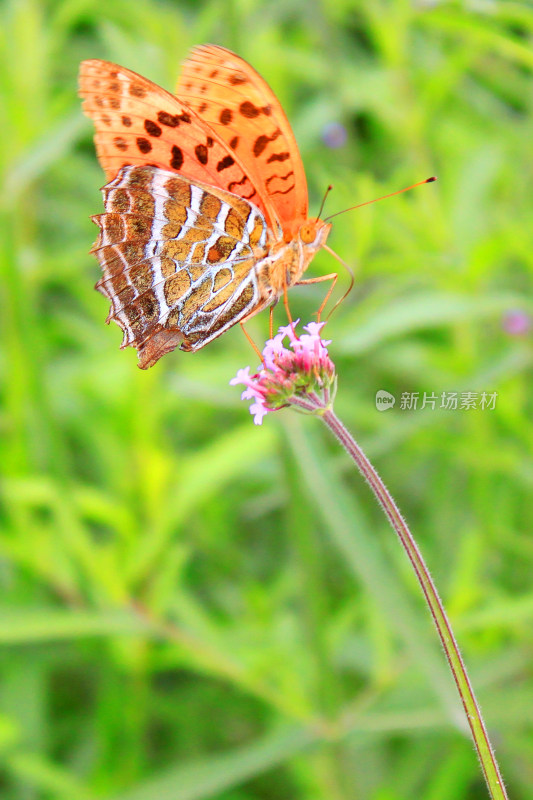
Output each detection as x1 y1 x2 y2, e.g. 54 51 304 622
175 44 308 238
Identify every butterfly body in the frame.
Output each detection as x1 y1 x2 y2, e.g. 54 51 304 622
80 45 330 367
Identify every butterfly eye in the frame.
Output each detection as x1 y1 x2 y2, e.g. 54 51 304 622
299 223 317 244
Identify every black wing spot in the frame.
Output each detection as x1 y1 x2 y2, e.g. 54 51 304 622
266 170 294 185
228 175 249 191
253 129 282 157
253 136 269 157
265 170 295 195
144 119 162 137
266 170 296 196
121 115 132 127
270 185 295 196
267 152 290 163
239 101 260 119
216 155 235 172
114 137 128 151
158 111 179 127
220 108 233 125
170 145 184 170
130 83 146 98
195 144 208 165
136 137 152 154
229 73 247 85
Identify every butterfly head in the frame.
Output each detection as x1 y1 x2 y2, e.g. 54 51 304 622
297 218 332 252
271 218 332 294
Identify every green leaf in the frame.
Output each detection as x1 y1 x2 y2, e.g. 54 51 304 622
109 727 316 800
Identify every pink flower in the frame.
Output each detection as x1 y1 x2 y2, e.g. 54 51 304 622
230 321 337 424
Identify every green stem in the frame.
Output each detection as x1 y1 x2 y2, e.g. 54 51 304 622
319 405 508 800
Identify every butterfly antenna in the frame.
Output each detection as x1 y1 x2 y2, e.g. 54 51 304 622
322 244 355 319
324 176 436 222
316 184 333 220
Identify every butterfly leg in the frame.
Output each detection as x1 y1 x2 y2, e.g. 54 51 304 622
281 277 300 342
282 281 294 325
269 305 275 340
295 272 338 321
240 322 263 361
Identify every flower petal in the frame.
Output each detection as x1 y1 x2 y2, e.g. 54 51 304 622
277 320 300 343
230 366 251 386
303 321 326 336
250 401 269 425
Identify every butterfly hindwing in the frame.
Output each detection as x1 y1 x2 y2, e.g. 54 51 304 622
175 44 308 237
91 166 270 367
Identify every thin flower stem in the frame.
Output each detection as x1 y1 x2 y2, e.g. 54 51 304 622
288 396 319 413
320 405 508 800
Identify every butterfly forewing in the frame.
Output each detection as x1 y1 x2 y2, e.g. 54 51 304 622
176 45 308 237
79 60 272 219
92 165 269 368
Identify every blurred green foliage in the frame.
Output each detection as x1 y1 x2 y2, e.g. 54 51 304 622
1 0 532 797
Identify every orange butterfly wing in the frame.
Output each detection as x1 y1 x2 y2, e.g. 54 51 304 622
175 44 308 239
79 59 277 227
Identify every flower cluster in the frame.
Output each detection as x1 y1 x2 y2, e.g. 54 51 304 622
231 321 337 424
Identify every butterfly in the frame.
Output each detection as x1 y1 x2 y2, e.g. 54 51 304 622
79 44 336 368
